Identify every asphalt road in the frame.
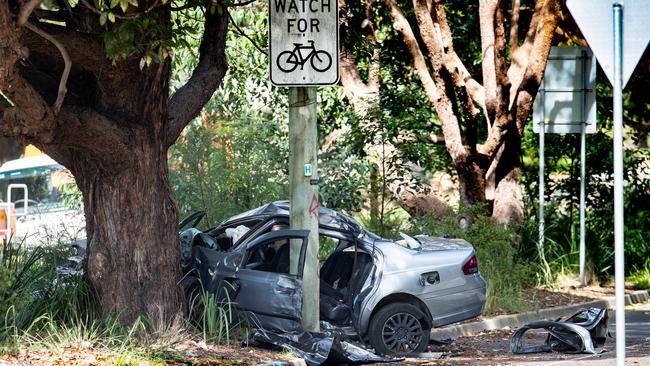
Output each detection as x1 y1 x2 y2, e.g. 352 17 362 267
416 302 650 365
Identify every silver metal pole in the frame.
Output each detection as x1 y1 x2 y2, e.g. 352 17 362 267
612 3 626 366
579 124 587 287
579 49 588 288
539 121 545 254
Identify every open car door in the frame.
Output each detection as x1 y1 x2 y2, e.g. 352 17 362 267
233 229 309 332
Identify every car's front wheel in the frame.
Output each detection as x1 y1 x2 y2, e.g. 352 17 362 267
368 303 430 354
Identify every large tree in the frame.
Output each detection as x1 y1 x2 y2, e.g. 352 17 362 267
0 0 228 321
0 137 23 164
340 0 562 223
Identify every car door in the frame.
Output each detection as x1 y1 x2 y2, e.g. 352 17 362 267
232 229 309 332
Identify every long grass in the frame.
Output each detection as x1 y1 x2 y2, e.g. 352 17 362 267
628 262 650 290
0 236 241 364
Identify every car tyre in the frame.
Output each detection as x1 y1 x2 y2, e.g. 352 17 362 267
368 303 430 355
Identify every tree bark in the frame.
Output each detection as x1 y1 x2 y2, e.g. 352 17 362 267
491 129 524 223
71 138 182 322
0 137 24 164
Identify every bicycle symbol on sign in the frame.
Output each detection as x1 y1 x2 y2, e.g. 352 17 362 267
276 40 333 73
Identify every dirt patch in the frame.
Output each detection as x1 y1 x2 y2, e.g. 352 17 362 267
0 341 290 366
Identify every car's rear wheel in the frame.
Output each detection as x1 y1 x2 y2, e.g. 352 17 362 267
369 303 430 354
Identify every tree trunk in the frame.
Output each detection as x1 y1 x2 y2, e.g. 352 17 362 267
491 132 524 223
456 159 487 208
0 137 23 164
67 134 182 323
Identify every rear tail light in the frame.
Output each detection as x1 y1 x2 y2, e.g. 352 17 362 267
462 255 479 275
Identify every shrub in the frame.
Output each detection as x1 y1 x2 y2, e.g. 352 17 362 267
628 262 650 290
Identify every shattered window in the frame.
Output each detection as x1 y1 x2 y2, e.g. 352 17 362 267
319 235 340 263
245 238 291 274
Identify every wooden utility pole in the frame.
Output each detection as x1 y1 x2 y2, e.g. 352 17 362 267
288 87 320 332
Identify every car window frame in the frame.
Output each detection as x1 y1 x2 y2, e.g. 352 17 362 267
242 229 309 278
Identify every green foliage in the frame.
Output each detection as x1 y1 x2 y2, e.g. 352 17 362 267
59 182 83 210
410 207 535 314
169 114 289 227
356 207 410 239
168 6 291 226
628 262 650 290
521 71 650 280
194 288 233 344
0 238 98 343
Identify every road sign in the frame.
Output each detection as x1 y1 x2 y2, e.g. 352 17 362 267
269 0 339 86
567 0 650 88
533 47 596 134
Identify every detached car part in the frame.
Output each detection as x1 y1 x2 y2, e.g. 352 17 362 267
510 308 609 354
249 329 396 366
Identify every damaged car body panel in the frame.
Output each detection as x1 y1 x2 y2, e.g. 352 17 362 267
181 201 487 354
189 229 311 333
355 237 486 335
510 308 610 354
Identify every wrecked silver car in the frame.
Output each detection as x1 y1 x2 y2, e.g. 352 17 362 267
180 201 486 354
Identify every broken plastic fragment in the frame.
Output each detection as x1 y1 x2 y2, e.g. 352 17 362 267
510 308 609 354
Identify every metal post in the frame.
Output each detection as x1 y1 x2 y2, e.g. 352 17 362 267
288 87 320 332
612 3 626 366
579 124 587 287
579 49 588 287
539 121 545 255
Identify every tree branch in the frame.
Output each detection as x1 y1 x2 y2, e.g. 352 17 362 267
1 1 56 142
413 0 484 125
479 0 560 158
338 0 379 114
385 0 469 163
24 21 71 113
512 0 560 133
430 0 485 112
167 7 229 147
509 0 520 54
228 12 266 55
50 106 134 161
507 0 545 108
478 0 501 125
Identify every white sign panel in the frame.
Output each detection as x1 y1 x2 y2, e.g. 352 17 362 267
533 47 597 134
567 0 650 88
269 0 339 86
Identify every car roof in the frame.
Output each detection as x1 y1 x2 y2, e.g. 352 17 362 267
221 201 364 234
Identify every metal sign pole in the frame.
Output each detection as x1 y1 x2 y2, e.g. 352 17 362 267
539 121 545 256
612 3 626 365
579 49 588 287
579 123 587 287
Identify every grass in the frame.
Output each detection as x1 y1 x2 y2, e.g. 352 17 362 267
0 234 247 365
628 263 650 290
